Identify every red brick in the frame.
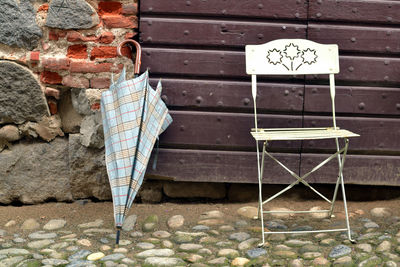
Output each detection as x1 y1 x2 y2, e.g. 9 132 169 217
99 32 115 44
90 102 101 110
124 32 136 39
30 51 40 61
44 87 60 99
67 31 98 42
90 77 110 89
102 15 137 28
47 99 58 115
38 3 49 12
122 3 137 15
70 62 113 73
67 44 88 59
98 2 122 15
62 75 90 88
40 71 62 84
42 57 70 70
90 46 117 60
49 31 59 41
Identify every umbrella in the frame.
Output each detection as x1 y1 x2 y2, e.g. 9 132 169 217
100 40 172 244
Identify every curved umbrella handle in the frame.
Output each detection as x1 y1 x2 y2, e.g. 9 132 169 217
117 39 142 75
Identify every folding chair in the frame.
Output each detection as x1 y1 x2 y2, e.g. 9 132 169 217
245 39 359 246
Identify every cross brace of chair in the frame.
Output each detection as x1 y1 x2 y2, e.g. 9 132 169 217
256 138 355 246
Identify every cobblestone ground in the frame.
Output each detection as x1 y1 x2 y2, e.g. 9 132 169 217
0 202 399 266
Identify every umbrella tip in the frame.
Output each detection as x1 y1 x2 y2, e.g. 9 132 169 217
116 229 121 245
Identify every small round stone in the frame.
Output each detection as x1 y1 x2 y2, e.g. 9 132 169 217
370 207 391 218
167 215 184 229
137 242 155 250
313 257 330 266
43 219 66 230
21 219 40 230
200 210 224 219
237 206 258 219
328 244 352 258
77 239 92 247
231 257 250 266
152 230 171 238
87 252 105 261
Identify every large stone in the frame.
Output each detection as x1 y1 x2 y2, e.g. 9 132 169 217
370 207 391 218
31 115 64 142
0 0 42 49
46 0 99 29
0 138 71 204
59 90 83 133
79 112 104 149
163 181 226 199
144 257 186 267
122 215 137 231
0 61 49 124
69 134 111 200
328 245 352 259
0 125 21 142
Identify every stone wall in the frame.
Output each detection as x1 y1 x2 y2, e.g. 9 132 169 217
0 0 138 204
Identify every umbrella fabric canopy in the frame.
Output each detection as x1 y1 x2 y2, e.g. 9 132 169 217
101 68 172 239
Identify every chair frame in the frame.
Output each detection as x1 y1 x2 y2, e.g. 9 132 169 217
245 39 359 246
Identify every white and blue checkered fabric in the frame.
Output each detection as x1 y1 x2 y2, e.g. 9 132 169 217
101 68 172 227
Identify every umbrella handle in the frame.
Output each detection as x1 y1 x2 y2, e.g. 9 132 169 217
117 39 141 75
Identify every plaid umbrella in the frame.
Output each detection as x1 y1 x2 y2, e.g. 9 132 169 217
101 67 172 244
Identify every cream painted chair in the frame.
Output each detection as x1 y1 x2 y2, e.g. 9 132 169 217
245 39 359 246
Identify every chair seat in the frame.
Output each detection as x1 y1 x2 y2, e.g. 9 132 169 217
251 127 359 141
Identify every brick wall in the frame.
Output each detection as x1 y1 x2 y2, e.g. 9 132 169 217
0 0 140 204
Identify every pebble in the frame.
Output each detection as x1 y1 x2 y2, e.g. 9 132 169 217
219 225 235 231
4 220 16 227
364 221 379 228
200 210 224 219
236 206 258 219
21 218 40 230
333 255 353 265
68 250 91 261
0 248 30 255
43 219 66 230
113 247 128 253
162 240 173 248
229 232 250 242
179 243 203 252
217 248 239 258
27 239 55 249
28 231 57 239
152 230 171 238
167 215 185 229
370 207 391 218
313 256 330 266
376 240 391 252
78 219 104 228
269 207 294 219
289 258 303 267
238 238 260 250
265 220 288 230
232 257 250 266
197 219 225 226
136 248 175 258
144 256 186 266
137 242 155 249
101 253 125 261
77 239 92 246
186 254 203 262
192 225 210 231
358 256 382 266
328 244 352 258
42 258 69 265
285 239 312 247
87 252 105 261
208 257 228 265
122 214 137 231
309 206 330 219
246 248 267 258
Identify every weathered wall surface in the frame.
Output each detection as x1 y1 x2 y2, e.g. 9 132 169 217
0 0 138 204
140 0 400 186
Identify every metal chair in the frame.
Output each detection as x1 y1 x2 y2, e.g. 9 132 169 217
245 39 359 246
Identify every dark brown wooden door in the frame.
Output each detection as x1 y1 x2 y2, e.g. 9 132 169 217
141 0 400 185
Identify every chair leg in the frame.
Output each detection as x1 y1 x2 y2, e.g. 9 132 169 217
256 141 266 246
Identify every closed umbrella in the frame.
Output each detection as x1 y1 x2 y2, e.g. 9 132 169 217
100 40 172 244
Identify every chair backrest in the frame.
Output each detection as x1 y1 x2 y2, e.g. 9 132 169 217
245 39 340 130
246 39 339 76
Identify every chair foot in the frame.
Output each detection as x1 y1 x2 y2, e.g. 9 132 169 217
257 242 267 248
349 238 357 244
